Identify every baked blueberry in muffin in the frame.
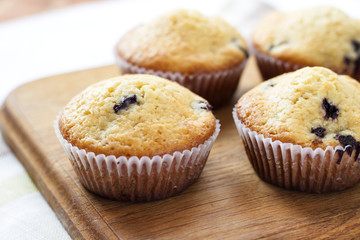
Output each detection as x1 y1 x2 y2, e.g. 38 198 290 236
252 6 360 80
56 74 220 201
234 67 360 192
116 9 248 107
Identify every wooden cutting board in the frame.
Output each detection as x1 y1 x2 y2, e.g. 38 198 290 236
1 57 360 239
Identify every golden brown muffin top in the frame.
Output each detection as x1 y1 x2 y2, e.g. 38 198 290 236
253 6 360 73
237 67 360 150
59 74 216 157
117 9 247 74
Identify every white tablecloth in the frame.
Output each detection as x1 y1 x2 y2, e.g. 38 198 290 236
0 0 358 239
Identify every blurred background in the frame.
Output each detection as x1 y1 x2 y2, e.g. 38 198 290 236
0 0 359 239
1 0 359 103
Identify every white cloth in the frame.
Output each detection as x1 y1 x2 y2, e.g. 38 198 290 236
0 133 72 240
0 0 358 239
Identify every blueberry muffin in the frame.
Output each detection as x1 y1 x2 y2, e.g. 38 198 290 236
252 6 360 80
233 67 360 193
116 9 248 108
56 74 220 202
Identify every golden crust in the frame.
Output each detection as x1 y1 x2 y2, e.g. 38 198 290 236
59 74 216 157
252 6 360 71
237 67 360 150
117 9 247 74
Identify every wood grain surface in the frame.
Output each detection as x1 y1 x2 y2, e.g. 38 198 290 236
1 58 360 239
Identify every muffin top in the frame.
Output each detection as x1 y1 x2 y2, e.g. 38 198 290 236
59 74 216 157
253 6 360 72
236 67 360 150
117 9 247 74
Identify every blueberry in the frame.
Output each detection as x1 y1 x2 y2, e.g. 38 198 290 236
351 40 360 51
267 41 288 51
322 98 339 120
191 100 213 111
311 127 326 138
113 94 138 113
231 38 249 58
335 134 360 164
199 101 213 111
335 134 357 147
343 40 360 74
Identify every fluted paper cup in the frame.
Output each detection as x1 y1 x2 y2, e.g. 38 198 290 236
253 47 305 80
116 54 246 108
232 107 360 193
55 116 220 202
253 46 360 81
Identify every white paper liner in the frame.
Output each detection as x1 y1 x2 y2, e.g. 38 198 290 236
54 115 220 202
232 107 360 193
115 54 247 108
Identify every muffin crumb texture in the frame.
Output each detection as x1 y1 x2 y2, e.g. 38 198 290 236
237 67 360 149
59 74 216 157
117 9 247 73
253 6 360 73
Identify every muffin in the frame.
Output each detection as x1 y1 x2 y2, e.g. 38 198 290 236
55 74 220 202
116 9 248 108
252 6 360 80
233 67 360 193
